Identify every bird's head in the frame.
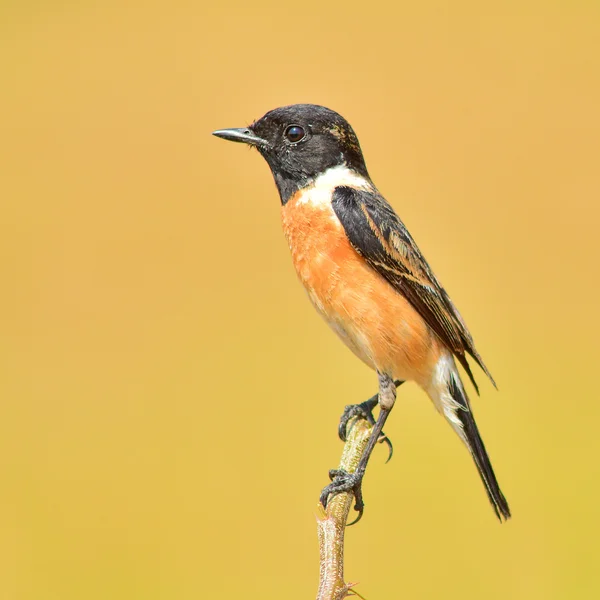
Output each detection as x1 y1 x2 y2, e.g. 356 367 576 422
213 104 369 203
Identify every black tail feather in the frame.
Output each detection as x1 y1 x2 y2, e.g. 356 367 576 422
448 375 511 522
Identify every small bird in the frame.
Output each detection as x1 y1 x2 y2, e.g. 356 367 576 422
213 104 510 523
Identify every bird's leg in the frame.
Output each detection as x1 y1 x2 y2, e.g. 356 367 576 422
320 373 398 524
338 379 404 462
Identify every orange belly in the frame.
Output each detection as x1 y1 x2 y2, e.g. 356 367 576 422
281 191 442 386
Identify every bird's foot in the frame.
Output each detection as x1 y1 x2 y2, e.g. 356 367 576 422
319 468 366 526
338 397 378 440
338 380 404 462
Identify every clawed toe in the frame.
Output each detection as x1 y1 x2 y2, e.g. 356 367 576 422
320 468 366 525
338 381 403 447
338 398 377 442
338 398 394 463
379 433 394 463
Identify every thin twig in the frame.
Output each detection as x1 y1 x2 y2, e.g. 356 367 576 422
316 417 373 600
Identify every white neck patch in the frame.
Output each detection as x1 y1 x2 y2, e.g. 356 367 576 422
295 165 371 207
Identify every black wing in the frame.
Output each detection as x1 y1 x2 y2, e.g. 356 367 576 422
331 185 495 392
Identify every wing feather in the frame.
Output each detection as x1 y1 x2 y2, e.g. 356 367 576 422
331 185 496 392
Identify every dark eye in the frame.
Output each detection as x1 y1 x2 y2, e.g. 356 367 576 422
285 125 305 143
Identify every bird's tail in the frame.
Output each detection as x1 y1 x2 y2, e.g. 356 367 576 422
432 362 511 522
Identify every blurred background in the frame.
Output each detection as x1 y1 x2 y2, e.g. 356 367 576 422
1 1 599 598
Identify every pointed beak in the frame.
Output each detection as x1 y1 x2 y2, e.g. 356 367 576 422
212 127 269 149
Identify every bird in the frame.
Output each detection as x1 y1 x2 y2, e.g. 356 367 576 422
213 104 510 523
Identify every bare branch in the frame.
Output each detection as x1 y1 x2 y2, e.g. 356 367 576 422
316 417 373 600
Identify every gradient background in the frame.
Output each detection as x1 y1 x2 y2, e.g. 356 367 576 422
2 1 599 598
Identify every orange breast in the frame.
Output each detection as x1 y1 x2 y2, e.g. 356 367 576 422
281 191 441 385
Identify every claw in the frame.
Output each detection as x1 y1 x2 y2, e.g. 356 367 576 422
338 400 376 442
337 381 404 452
346 504 364 526
338 396 378 442
320 468 366 526
379 434 394 463
338 397 393 464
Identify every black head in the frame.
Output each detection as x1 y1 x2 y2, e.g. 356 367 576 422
213 104 369 204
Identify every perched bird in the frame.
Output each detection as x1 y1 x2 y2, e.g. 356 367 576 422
213 104 510 523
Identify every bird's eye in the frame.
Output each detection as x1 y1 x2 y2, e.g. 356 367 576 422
285 125 306 143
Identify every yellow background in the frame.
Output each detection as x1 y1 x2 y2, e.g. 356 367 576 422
2 1 599 598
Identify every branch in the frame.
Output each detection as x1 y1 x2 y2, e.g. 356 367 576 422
316 417 373 600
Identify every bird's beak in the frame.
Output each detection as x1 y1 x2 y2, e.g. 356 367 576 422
212 127 269 149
